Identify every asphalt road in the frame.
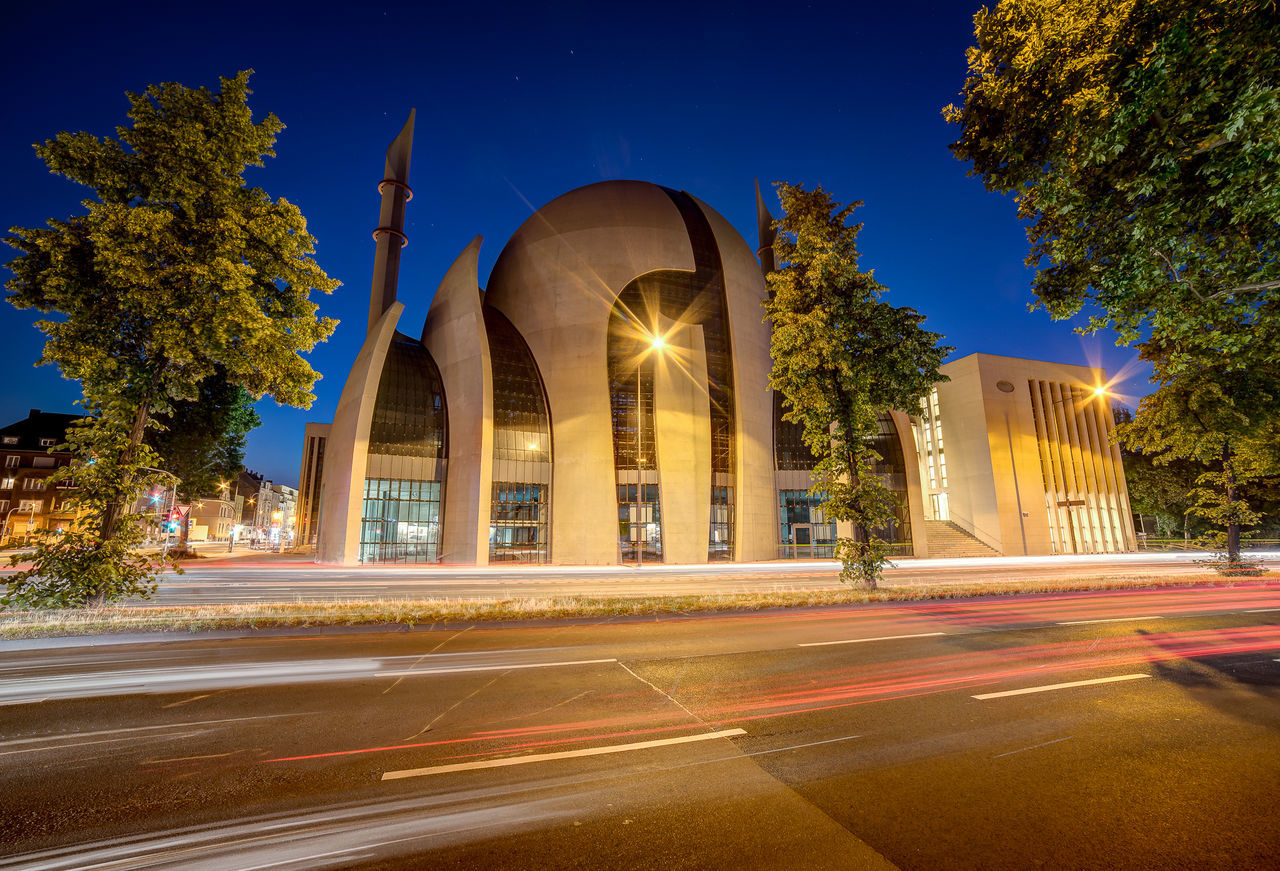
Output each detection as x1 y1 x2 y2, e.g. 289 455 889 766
38 550 1278 605
2 583 1279 869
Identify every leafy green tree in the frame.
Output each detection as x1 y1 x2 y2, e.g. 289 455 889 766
764 183 951 588
4 413 181 609
4 71 337 606
149 369 261 500
945 0 1280 568
1114 407 1205 540
1119 362 1280 566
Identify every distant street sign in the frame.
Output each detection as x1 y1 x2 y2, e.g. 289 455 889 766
170 505 191 522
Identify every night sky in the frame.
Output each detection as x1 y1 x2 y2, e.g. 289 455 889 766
2 1 1150 487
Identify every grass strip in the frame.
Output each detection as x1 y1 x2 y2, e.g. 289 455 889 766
1 574 1275 641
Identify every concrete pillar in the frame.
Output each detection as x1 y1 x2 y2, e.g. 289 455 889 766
421 237 493 565
317 302 403 565
654 321 711 565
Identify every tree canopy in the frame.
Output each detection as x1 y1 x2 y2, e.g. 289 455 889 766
3 70 338 606
765 183 951 587
945 0 1280 376
149 369 261 501
945 0 1280 566
7 70 339 414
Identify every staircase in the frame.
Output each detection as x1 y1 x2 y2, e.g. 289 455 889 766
923 520 1001 558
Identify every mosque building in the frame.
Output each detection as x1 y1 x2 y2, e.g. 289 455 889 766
297 113 1136 566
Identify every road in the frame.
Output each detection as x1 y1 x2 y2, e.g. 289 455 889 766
33 549 1276 605
2 582 1278 869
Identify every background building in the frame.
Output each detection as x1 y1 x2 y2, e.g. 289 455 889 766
0 409 80 543
299 115 1136 566
919 354 1136 557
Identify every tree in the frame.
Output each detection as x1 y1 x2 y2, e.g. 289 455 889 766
1120 362 1280 567
1115 407 1206 540
945 0 1280 568
149 369 261 500
4 71 338 606
764 183 951 588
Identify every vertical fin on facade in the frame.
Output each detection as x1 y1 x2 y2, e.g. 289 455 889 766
368 109 416 334
754 179 776 276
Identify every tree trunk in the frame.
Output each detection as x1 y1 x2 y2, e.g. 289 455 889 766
89 401 151 607
1223 443 1240 565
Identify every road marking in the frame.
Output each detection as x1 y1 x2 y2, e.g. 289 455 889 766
0 697 46 706
0 713 302 751
375 657 617 677
797 631 947 648
992 735 1074 758
1245 608 1280 613
1057 616 1163 625
973 673 1150 700
381 727 746 780
142 751 238 764
162 693 212 708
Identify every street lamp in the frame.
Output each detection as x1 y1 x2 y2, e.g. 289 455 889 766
635 332 665 567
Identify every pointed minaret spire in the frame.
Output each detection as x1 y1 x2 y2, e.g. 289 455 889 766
754 179 776 277
368 109 416 334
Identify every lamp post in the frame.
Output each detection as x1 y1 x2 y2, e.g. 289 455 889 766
635 333 665 567
137 467 180 557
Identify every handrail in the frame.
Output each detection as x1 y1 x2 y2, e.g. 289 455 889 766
936 513 1002 552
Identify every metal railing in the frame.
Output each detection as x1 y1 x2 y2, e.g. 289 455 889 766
1135 537 1280 552
933 514 1003 552
776 541 913 560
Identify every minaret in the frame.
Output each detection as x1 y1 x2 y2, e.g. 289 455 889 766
368 110 416 334
754 179 776 277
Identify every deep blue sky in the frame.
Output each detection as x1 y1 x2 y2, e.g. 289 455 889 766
2 1 1149 487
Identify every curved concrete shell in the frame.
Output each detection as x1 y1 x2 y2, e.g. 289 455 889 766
691 195 778 561
486 181 695 564
317 301 404 565
421 236 491 564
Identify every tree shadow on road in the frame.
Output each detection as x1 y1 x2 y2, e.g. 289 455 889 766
1137 628 1280 730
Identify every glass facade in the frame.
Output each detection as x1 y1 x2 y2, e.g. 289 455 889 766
359 478 442 563
778 489 837 558
359 337 448 564
606 188 736 562
490 481 549 562
617 483 662 562
710 485 733 560
864 413 913 551
774 391 819 471
486 308 552 562
775 413 913 557
368 338 447 459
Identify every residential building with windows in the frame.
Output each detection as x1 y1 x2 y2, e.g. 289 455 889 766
299 114 1136 566
0 409 81 542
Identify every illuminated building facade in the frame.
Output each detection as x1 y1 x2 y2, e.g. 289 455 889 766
301 114 1136 565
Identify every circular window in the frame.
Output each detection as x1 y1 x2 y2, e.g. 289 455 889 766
995 380 1015 393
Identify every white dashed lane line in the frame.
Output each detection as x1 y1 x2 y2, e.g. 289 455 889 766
973 673 1150 700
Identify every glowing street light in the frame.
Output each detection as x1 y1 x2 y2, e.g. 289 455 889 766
635 331 666 567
